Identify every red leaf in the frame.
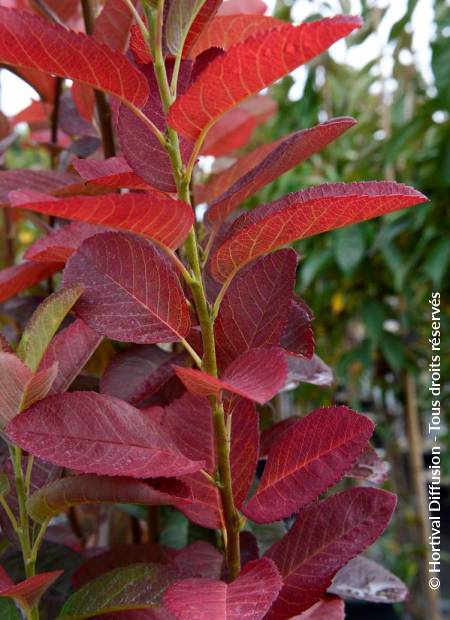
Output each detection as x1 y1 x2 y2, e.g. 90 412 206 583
38 319 102 394
130 25 151 65
0 570 62 611
71 82 95 122
329 555 407 603
243 406 374 523
211 181 428 282
173 542 224 580
200 94 276 158
285 354 333 389
13 100 51 125
0 8 148 108
69 0 138 122
27 474 192 523
229 398 259 508
265 488 397 619
289 595 345 620
174 347 287 404
0 352 32 428
163 557 282 620
100 345 182 405
168 16 362 140
116 62 193 193
24 222 105 264
20 363 59 411
93 0 137 51
13 67 57 102
0 169 75 205
218 1 267 15
260 417 298 459
200 107 256 157
10 190 193 250
280 296 315 359
63 232 191 344
206 117 356 227
345 445 389 485
0 261 63 304
0 334 12 353
215 250 297 369
0 566 12 589
6 391 204 478
183 0 223 57
161 393 257 527
72 156 150 190
93 608 176 620
161 393 221 528
191 15 284 56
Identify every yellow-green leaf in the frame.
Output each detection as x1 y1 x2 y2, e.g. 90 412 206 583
17 286 84 371
58 564 176 619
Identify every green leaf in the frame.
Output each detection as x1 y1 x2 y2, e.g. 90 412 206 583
0 598 20 620
58 563 175 619
333 224 365 274
160 509 189 550
17 286 84 371
166 0 196 54
246 521 287 554
27 475 191 523
299 247 332 290
361 300 386 344
380 333 406 372
422 238 449 287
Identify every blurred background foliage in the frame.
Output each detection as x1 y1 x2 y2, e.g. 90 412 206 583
245 1 449 618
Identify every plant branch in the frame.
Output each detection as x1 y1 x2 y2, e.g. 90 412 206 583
81 0 116 158
141 16 242 580
29 0 66 27
122 0 148 36
180 338 202 368
0 495 18 532
212 276 233 318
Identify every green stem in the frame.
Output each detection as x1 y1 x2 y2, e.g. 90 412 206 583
137 1 242 578
0 495 18 532
212 400 241 579
10 445 47 620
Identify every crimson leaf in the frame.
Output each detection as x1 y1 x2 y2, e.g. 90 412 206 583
163 558 282 620
38 319 101 395
168 16 362 140
290 595 345 619
206 117 356 227
211 181 427 282
0 8 148 107
100 345 183 405
27 475 192 523
173 347 287 404
190 15 284 56
0 569 62 613
0 261 63 304
6 391 204 478
215 250 297 369
265 488 396 618
10 190 193 250
243 406 374 523
63 232 191 344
